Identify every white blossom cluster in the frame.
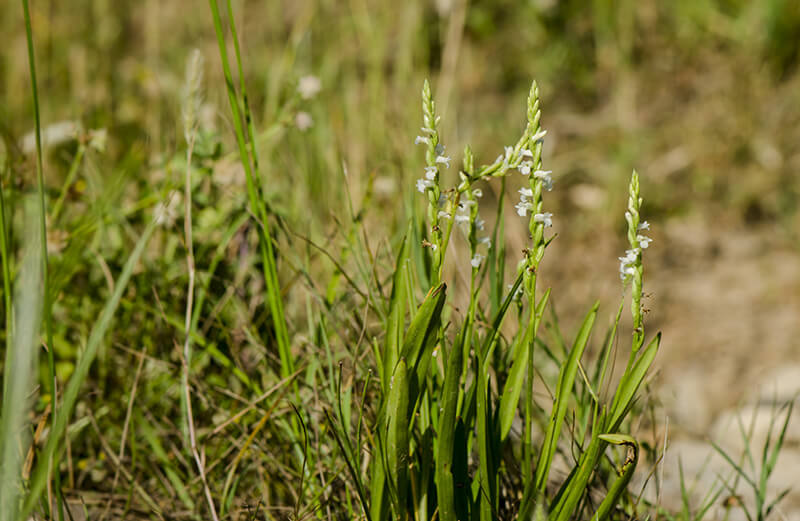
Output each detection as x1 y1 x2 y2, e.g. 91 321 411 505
514 185 553 228
415 132 450 193
618 220 652 281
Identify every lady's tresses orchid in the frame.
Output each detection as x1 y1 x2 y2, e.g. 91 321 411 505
618 248 639 281
471 253 484 268
533 170 553 191
534 212 553 227
416 166 438 193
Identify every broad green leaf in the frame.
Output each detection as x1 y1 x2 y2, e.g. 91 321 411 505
400 282 446 395
436 322 468 521
608 332 660 431
383 223 412 391
534 301 599 494
386 357 410 519
498 286 549 440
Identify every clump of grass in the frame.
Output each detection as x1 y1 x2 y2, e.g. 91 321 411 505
712 401 794 521
324 79 661 521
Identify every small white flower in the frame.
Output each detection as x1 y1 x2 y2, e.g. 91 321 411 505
519 187 533 198
515 201 533 217
295 111 314 131
478 236 492 248
416 178 433 193
520 148 533 159
435 143 446 156
619 264 636 281
473 188 483 198
438 211 451 219
470 253 484 268
638 221 650 231
637 235 653 249
425 166 438 180
436 155 451 168
531 129 547 143
421 126 436 135
504 146 514 159
519 161 533 176
533 170 553 191
618 248 640 281
298 75 321 99
459 200 476 209
454 213 470 224
415 135 430 146
620 248 639 263
534 212 553 227
475 217 485 231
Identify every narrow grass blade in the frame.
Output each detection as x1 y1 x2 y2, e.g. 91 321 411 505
207 0 293 382
138 417 195 510
326 410 372 521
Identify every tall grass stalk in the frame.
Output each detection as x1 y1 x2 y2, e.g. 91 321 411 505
207 0 293 383
20 2 61 516
180 48 219 521
206 2 316 514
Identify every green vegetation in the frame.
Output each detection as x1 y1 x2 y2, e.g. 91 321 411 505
1 1 799 519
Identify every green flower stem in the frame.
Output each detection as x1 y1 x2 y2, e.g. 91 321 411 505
522 81 546 484
625 171 644 355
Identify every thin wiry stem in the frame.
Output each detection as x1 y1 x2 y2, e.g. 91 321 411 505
181 49 219 521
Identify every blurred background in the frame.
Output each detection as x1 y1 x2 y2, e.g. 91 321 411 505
2 0 800 516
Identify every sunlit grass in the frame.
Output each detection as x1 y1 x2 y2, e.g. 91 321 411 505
1 1 800 520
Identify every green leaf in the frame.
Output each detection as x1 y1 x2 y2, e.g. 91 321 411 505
436 321 468 521
400 282 447 396
498 286 549 441
608 332 661 431
384 222 412 392
385 357 410 519
534 301 599 494
593 434 638 521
